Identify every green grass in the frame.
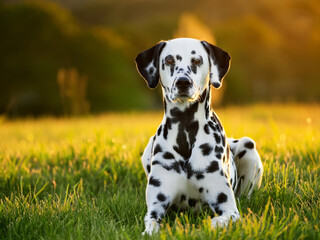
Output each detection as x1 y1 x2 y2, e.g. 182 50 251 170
0 104 319 239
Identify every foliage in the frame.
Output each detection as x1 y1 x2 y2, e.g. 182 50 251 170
0 1 152 116
1 0 320 116
0 104 319 239
71 0 320 103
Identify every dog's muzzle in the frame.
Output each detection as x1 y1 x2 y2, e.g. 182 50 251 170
175 77 193 96
170 76 199 102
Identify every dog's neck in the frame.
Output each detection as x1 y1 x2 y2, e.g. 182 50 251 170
162 85 211 123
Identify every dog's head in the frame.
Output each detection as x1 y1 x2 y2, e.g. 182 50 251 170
135 38 231 103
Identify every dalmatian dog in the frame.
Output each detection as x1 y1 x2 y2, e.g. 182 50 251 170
135 38 263 235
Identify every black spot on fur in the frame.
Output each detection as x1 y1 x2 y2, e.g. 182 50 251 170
188 199 197 207
176 55 182 61
152 160 160 165
210 202 222 215
170 161 181 173
206 161 219 173
149 67 154 75
204 124 210 134
179 160 184 168
213 133 221 144
205 106 210 119
199 187 204 193
208 121 216 131
221 134 226 146
171 102 199 160
160 164 170 171
196 172 205 180
191 62 197 74
217 193 228 204
216 153 222 159
220 170 224 176
153 144 162 155
237 150 246 159
215 146 224 154
151 211 158 220
233 139 239 143
149 176 161 187
244 141 254 149
157 193 167 202
170 65 175 76
185 161 194 179
147 164 150 173
199 143 213 156
161 161 181 174
214 207 223 215
163 152 175 159
163 99 167 113
163 118 172 140
157 125 162 136
205 100 209 119
191 50 196 54
187 121 199 146
198 88 207 104
211 113 223 132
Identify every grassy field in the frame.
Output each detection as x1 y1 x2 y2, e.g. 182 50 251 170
0 104 319 239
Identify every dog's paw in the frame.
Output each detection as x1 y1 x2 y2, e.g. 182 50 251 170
142 220 160 236
211 216 229 228
211 213 240 228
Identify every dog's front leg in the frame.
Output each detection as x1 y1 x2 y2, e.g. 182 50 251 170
203 171 240 228
143 164 183 235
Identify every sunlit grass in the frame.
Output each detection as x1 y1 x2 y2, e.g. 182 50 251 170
0 104 319 239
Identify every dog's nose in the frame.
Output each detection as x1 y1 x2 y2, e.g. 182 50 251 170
175 77 192 90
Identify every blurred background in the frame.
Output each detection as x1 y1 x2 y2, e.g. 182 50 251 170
1 0 319 117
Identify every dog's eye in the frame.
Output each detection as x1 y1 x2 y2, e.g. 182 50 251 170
192 58 202 65
165 57 175 65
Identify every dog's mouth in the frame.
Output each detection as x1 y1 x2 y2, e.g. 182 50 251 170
177 93 189 98
171 89 200 103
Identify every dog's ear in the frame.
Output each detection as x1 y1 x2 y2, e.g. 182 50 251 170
135 41 166 89
201 41 231 89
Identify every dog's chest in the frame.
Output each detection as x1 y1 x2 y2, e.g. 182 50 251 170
156 116 227 175
152 112 234 207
